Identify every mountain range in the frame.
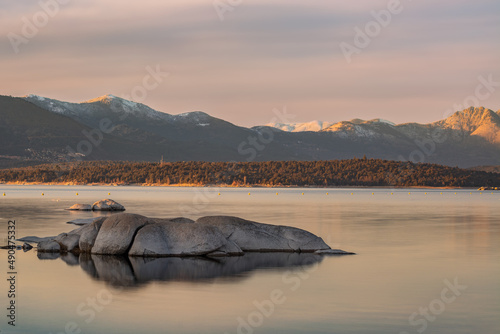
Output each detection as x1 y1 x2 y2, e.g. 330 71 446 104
1 94 499 168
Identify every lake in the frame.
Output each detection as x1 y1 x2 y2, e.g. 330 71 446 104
0 185 499 334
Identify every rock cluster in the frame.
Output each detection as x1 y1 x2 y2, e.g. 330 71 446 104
37 213 353 257
67 199 125 211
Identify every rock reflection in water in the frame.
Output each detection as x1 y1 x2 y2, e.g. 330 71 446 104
39 252 326 288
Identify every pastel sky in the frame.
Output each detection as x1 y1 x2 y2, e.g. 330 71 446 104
1 0 499 126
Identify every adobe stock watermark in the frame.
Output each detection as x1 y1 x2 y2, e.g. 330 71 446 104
339 0 408 64
226 255 320 334
237 106 295 162
399 277 467 334
48 286 122 334
7 0 71 54
65 64 169 161
213 0 243 21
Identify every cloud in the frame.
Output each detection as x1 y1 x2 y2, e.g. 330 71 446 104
0 0 498 126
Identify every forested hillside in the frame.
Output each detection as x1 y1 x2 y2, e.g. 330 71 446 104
1 159 498 187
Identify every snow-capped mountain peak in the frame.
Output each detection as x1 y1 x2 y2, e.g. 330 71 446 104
24 94 47 101
266 120 334 132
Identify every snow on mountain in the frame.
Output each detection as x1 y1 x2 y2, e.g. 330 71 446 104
322 121 380 138
267 118 396 134
24 94 74 115
266 120 334 132
22 94 500 145
23 94 214 126
172 111 211 123
264 110 500 144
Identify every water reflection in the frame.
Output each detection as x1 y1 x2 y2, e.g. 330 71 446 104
38 252 326 288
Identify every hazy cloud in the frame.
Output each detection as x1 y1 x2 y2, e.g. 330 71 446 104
1 0 498 126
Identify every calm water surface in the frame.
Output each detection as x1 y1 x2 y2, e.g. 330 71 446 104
0 186 499 334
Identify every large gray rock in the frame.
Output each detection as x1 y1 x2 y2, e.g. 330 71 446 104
92 199 125 211
33 213 349 257
92 213 149 255
67 203 92 211
79 217 106 253
196 216 331 252
129 221 243 257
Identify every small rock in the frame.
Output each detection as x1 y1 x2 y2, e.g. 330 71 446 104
38 240 61 253
92 199 125 211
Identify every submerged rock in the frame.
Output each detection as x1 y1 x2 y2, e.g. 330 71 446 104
67 217 105 226
18 236 56 243
67 204 92 211
34 213 353 257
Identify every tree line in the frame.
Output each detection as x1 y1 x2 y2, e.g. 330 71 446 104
0 159 498 187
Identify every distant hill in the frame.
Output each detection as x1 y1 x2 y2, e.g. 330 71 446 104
1 159 499 188
0 94 499 168
470 165 500 173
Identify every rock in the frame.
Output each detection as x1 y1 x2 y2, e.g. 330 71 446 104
150 217 195 224
315 249 356 255
129 221 242 257
52 232 81 252
59 234 81 252
67 204 92 211
92 213 149 255
18 236 55 243
32 213 351 257
207 239 243 257
79 217 106 253
92 199 125 211
38 240 61 253
196 216 331 252
22 243 33 251
67 217 105 226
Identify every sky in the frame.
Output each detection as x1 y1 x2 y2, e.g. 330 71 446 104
1 0 499 127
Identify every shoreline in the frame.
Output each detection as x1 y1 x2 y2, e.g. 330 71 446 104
0 181 481 190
